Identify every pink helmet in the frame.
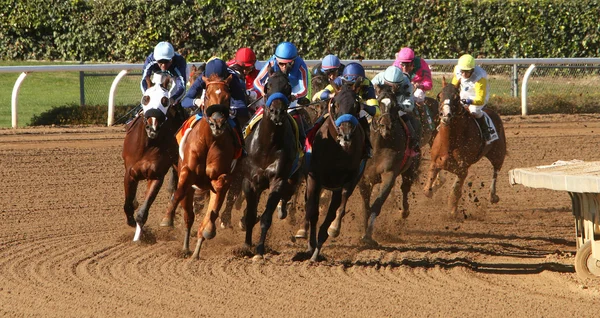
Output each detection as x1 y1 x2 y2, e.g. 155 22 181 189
396 47 415 63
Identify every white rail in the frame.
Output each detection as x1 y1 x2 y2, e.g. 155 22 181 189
3 58 600 128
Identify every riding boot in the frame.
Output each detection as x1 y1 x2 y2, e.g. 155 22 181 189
402 114 420 156
231 117 246 157
292 113 307 151
475 116 492 145
359 117 372 159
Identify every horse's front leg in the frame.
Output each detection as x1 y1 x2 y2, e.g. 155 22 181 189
449 170 468 217
328 181 357 238
255 179 285 259
133 178 164 242
181 186 196 256
123 169 139 228
220 171 243 229
242 178 259 248
303 174 321 253
489 168 500 204
357 178 374 245
423 162 442 198
311 189 342 262
161 166 188 226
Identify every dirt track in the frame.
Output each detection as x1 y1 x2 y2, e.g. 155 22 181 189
1 114 600 317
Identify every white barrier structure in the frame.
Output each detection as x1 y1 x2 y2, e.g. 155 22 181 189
2 58 600 128
510 160 600 280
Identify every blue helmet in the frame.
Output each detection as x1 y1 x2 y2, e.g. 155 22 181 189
204 58 229 79
275 42 298 62
321 54 341 73
341 62 365 83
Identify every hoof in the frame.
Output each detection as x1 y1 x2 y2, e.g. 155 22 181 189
252 254 264 262
360 236 379 247
401 208 410 219
159 217 173 227
277 201 287 220
327 226 340 238
294 229 307 239
423 188 433 198
490 194 500 204
126 216 136 228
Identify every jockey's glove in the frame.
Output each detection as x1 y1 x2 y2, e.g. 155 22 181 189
247 90 258 101
461 98 473 105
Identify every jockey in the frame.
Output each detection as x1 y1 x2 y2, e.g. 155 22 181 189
372 65 421 155
182 58 248 149
226 47 263 110
141 41 187 119
314 62 379 158
452 54 494 145
254 41 309 108
393 47 433 104
311 54 345 85
254 41 309 146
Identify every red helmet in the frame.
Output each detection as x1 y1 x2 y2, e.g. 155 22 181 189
235 47 256 67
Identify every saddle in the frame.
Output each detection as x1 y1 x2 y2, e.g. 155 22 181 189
243 107 304 156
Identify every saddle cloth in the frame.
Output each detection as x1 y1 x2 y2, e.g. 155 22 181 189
176 114 243 160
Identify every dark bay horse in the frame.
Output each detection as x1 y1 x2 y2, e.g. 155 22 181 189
423 78 506 217
122 71 183 241
303 84 366 261
240 69 303 259
357 85 421 246
160 73 239 259
416 96 440 147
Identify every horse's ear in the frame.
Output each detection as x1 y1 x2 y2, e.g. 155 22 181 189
268 64 274 76
331 80 340 93
441 76 447 87
145 75 152 89
375 84 382 97
454 78 461 89
202 75 209 84
224 74 233 85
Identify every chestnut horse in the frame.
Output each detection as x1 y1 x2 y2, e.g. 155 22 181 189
357 84 421 246
160 73 238 259
122 71 182 241
240 68 303 259
423 78 506 216
303 84 365 261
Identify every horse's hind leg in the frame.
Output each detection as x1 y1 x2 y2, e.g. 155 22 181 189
133 178 164 241
489 168 500 204
242 178 260 248
181 188 196 256
423 163 442 198
357 179 375 245
303 175 321 252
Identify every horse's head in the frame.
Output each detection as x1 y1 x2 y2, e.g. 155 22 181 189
202 73 232 136
437 77 463 125
141 71 174 139
263 67 292 125
188 63 205 86
330 85 361 144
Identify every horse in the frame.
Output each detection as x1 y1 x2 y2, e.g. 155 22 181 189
422 78 507 217
160 72 239 259
237 68 303 259
357 84 421 246
302 84 366 261
122 71 183 241
415 96 440 147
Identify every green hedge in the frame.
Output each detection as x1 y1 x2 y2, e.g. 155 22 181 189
1 0 599 62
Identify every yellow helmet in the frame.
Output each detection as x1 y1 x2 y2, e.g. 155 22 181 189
457 54 475 71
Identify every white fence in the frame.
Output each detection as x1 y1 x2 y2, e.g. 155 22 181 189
2 58 600 128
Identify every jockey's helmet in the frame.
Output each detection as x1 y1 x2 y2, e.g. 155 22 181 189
341 62 365 84
396 47 415 63
383 66 406 84
275 42 298 63
457 54 476 71
321 54 341 73
235 47 256 67
154 42 175 61
204 58 229 79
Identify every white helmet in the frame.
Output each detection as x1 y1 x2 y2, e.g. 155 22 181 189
383 66 406 84
153 42 175 61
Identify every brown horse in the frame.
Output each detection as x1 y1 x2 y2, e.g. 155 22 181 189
122 71 183 241
357 84 421 246
302 84 366 261
160 73 238 259
423 78 506 216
